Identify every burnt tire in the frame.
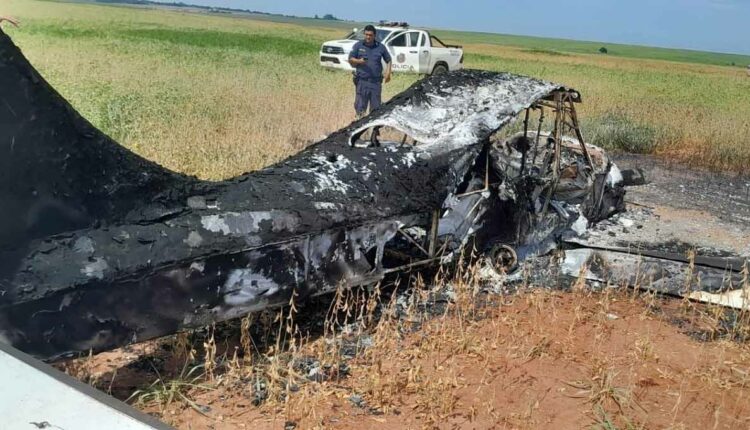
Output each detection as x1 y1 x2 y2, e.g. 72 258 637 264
431 63 448 75
489 244 518 274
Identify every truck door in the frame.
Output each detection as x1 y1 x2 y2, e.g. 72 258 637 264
387 31 421 73
418 31 430 74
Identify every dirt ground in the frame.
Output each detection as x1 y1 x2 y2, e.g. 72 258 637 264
613 155 750 223
63 287 750 430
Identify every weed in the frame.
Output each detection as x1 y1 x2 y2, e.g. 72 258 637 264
565 362 643 426
583 113 657 154
202 324 217 381
128 361 212 414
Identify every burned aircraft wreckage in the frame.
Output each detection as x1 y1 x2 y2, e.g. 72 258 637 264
0 28 745 361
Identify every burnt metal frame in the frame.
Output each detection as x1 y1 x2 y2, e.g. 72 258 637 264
336 90 596 287
384 208 447 272
378 89 597 274
532 90 594 214
532 89 594 171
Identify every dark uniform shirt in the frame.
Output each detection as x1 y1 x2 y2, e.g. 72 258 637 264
349 40 392 81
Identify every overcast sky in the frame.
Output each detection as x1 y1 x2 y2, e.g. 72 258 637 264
155 0 750 55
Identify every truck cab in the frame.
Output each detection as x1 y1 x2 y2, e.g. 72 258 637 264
319 23 464 75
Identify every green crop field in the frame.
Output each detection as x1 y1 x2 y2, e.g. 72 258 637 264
431 29 750 68
83 0 750 68
3 0 750 179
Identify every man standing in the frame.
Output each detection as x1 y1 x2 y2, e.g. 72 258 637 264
348 25 392 119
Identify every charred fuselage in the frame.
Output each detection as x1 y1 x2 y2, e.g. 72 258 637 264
0 29 624 359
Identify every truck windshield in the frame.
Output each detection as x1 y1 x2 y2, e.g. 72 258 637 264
347 28 394 42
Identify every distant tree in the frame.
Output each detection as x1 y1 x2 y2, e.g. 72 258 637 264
322 13 337 20
598 46 608 54
314 14 319 19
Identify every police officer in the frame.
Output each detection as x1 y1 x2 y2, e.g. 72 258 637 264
348 24 392 119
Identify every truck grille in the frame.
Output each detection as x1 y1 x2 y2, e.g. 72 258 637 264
320 56 340 64
322 45 345 55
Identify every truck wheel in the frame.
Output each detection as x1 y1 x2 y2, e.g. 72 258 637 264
431 63 448 75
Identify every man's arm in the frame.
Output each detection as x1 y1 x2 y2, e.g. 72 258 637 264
348 42 366 67
348 57 366 67
0 16 19 28
383 61 392 83
382 46 392 83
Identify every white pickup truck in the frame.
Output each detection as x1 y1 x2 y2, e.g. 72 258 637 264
319 23 464 75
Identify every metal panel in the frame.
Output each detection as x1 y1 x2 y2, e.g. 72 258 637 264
0 342 172 429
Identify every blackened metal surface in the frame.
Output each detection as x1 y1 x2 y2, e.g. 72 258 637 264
560 248 748 302
348 72 565 149
558 153 750 310
0 31 198 270
1 28 585 359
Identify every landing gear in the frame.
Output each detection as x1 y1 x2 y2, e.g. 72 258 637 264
489 244 518 274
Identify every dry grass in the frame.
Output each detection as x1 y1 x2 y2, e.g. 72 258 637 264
466 44 750 171
5 0 750 178
4 0 416 179
58 257 750 429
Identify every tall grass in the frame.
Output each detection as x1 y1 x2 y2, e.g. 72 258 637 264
582 113 657 154
4 0 749 176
